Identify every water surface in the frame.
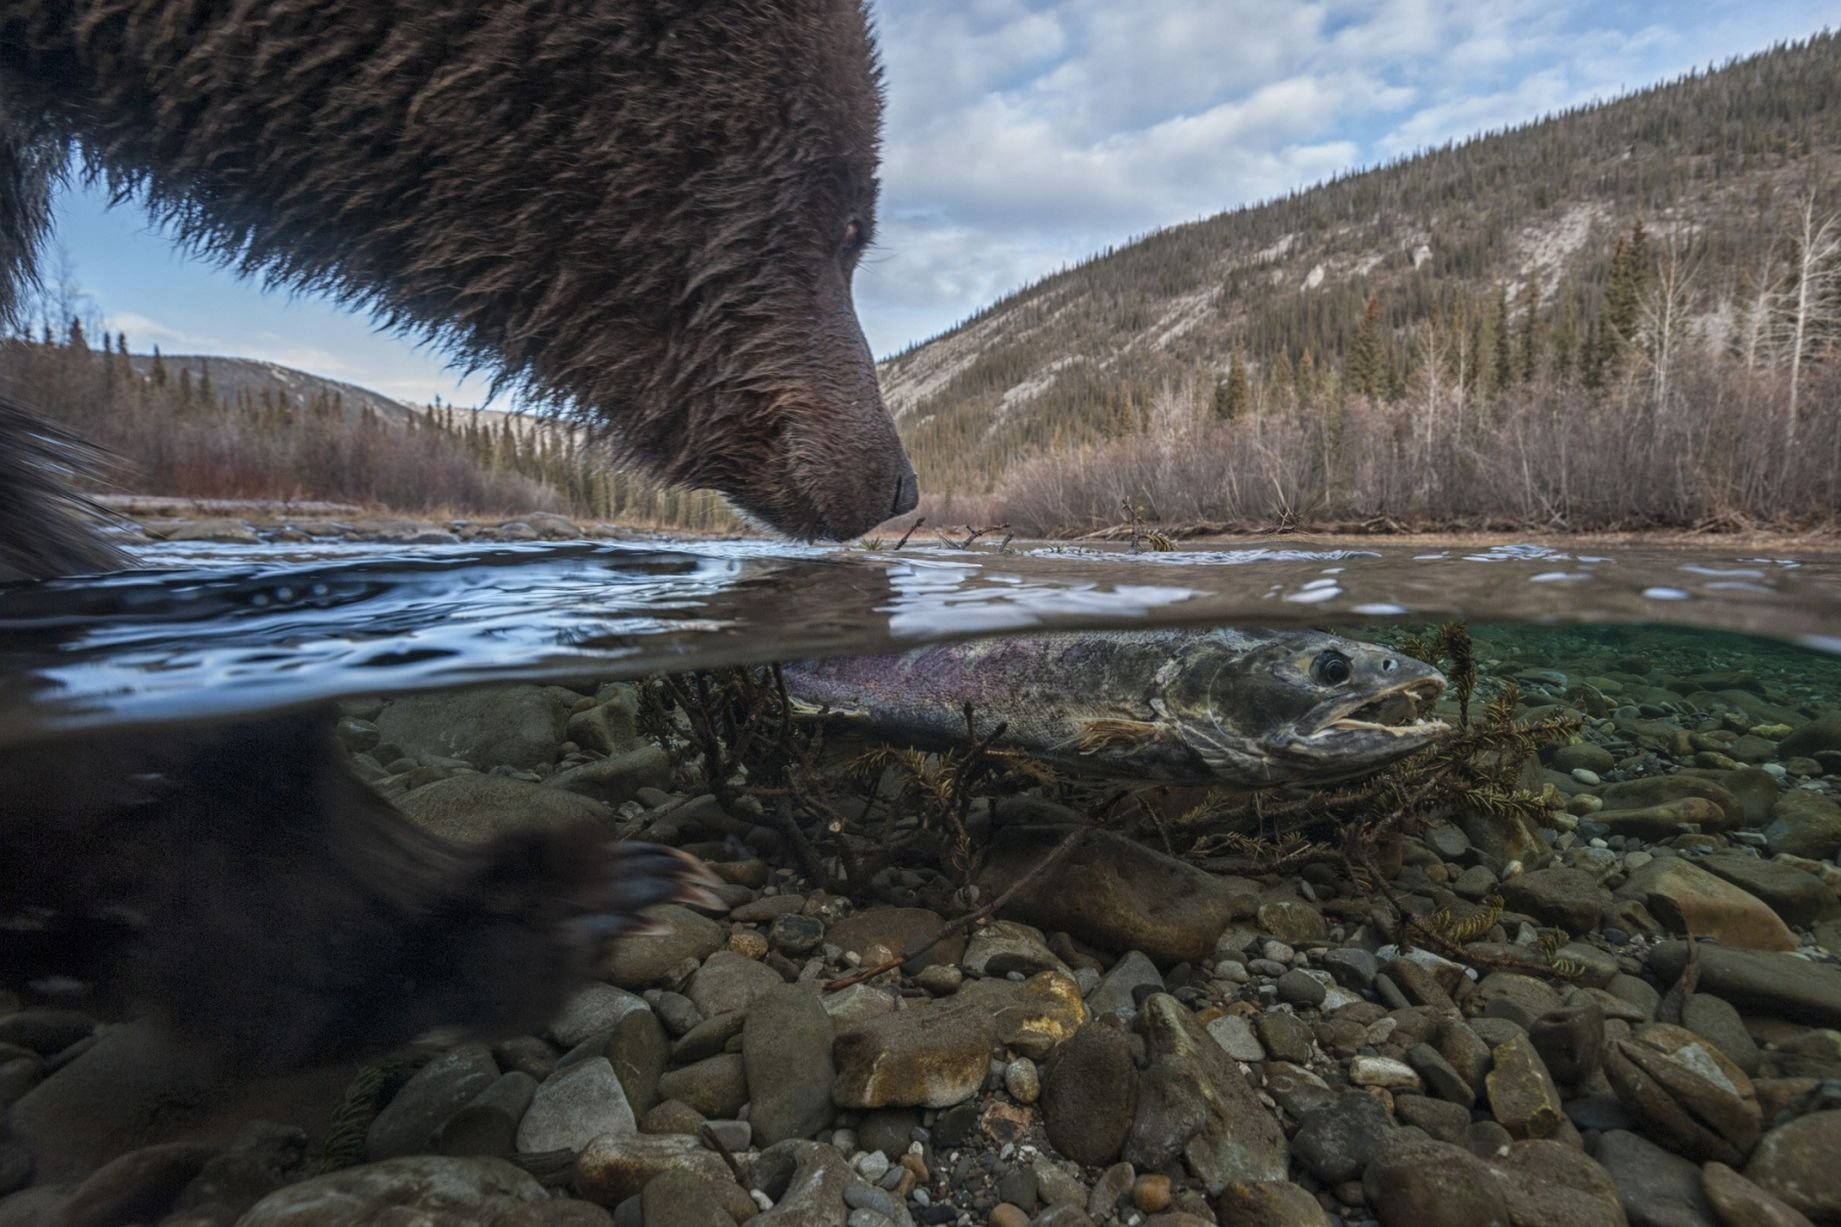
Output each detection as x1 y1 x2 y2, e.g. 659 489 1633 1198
3 535 1840 744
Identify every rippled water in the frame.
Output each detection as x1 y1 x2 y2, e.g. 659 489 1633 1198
3 535 1841 745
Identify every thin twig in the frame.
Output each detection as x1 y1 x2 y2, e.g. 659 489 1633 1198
699 1124 752 1191
893 516 926 549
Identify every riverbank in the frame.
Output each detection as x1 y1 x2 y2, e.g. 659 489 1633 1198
94 494 734 549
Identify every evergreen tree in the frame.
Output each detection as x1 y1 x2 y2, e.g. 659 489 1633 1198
1551 291 1579 384
1214 350 1250 419
1345 296 1387 399
1492 285 1513 390
1268 350 1297 412
1516 291 1539 383
1604 222 1651 347
150 346 168 387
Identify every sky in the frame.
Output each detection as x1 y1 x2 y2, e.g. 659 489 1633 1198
39 0 1833 408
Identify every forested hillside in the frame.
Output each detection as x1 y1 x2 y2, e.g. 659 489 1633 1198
882 33 1841 534
0 332 738 529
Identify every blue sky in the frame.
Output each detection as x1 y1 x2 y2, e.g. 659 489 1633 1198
39 0 1832 407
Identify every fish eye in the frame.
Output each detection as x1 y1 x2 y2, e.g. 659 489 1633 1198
1313 650 1353 685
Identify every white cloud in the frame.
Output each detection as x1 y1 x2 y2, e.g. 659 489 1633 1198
56 0 1838 392
856 0 1829 356
97 312 221 351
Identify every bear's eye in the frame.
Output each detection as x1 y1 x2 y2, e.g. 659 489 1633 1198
842 219 868 255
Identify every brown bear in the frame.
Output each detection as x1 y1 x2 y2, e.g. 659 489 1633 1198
0 1 903 1072
0 0 916 548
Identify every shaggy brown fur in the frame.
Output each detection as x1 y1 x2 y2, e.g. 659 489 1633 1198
0 1 900 1088
0 391 125 583
0 711 721 1069
0 0 916 539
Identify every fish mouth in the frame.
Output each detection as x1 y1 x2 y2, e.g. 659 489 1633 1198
1309 677 1449 743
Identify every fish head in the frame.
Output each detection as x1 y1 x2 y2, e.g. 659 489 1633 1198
1161 629 1448 786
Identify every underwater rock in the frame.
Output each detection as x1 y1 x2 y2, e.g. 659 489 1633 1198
1088 951 1167 1019
1502 867 1615 933
1700 1160 1815 1227
1488 1139 1628 1227
375 685 579 771
654 1053 747 1120
1764 792 1841 860
397 774 613 844
435 1071 537 1157
1553 743 1617 774
238 1156 547 1226
684 951 785 1018
1678 995 1762 1078
743 985 837 1147
1744 1111 1841 1223
516 1058 635 1153
546 745 674 808
963 921 1072 979
1598 777 1744 828
1697 854 1840 928
573 1133 731 1207
1598 798 1730 839
831 995 997 1110
1214 1178 1334 1226
824 908 966 974
1649 943 1841 1028
1042 1022 1139 1166
1361 1136 1513 1227
366 1045 498 1162
1291 1091 1395 1184
1778 718 1841 761
640 1168 745 1227
1617 859 1797 951
1485 1032 1566 1141
602 906 727 989
978 826 1245 964
956 971 1089 1059
55 1142 218 1227
562 687 640 755
1593 1128 1713 1227
548 984 649 1049
746 1140 855 1226
1127 994 1287 1195
1681 767 1781 824
832 972 1083 1110
1604 1024 1760 1165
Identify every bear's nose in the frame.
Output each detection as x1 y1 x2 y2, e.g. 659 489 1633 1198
892 467 919 516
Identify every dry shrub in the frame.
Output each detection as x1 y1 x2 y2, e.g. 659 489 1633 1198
997 354 1841 535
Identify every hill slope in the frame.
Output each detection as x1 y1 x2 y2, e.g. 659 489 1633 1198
881 33 1841 501
126 354 424 429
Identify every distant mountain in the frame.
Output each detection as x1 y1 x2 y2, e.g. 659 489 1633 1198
124 353 553 441
880 32 1841 496
126 353 424 428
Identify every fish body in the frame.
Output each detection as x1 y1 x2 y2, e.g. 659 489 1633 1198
782 627 1447 788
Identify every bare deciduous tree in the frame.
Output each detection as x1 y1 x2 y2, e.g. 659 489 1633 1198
1771 195 1841 451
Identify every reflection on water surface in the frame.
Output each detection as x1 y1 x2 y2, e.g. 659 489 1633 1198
2 536 1840 743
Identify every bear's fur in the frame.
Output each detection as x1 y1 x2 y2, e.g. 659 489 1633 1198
0 1 901 1079
0 0 915 542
